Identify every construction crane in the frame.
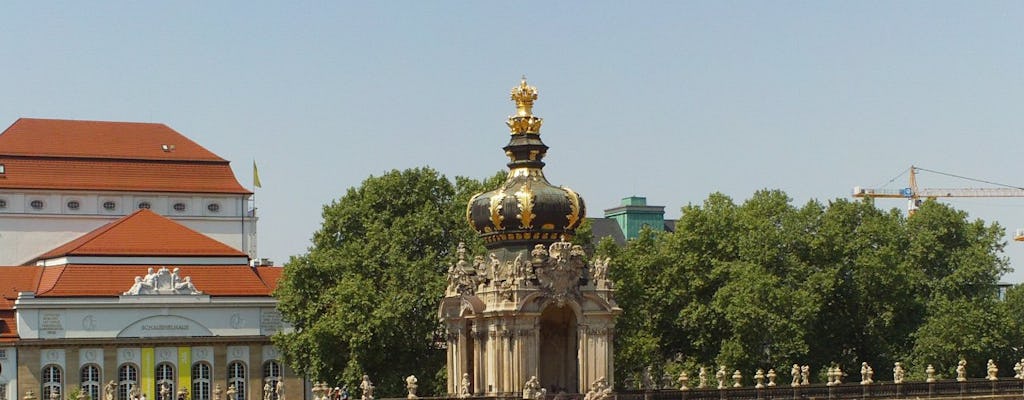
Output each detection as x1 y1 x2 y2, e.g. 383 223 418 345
852 165 1024 240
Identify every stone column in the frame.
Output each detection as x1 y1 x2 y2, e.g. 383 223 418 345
577 324 589 394
471 327 485 395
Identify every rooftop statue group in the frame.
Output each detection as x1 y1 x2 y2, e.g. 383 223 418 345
445 240 613 305
124 266 202 295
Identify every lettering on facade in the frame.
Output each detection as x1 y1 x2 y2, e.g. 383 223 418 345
40 312 64 334
141 324 190 331
260 310 283 334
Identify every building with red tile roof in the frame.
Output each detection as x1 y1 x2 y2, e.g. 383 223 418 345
0 118 291 400
0 118 257 266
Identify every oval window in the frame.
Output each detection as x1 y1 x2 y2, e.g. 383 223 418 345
173 203 187 212
138 201 151 210
207 203 221 213
67 200 81 210
30 200 44 210
103 201 116 211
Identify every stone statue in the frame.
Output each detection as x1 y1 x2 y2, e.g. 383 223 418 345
791 364 801 386
160 384 171 400
677 371 689 390
1015 360 1023 379
177 387 188 400
460 373 472 398
48 392 59 400
754 369 765 389
732 370 742 388
716 366 727 389
987 359 999 381
105 381 117 400
214 385 223 400
522 376 545 400
488 253 501 282
276 379 285 400
641 366 655 390
800 365 810 386
893 362 905 384
405 375 418 399
24 391 37 400
860 362 873 385
766 369 777 387
359 375 374 400
698 367 708 388
226 385 237 400
660 371 673 390
926 365 936 383
826 366 836 386
473 255 486 283
584 377 610 400
957 359 967 382
592 257 610 283
835 365 843 385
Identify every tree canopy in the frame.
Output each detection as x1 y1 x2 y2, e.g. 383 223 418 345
603 191 1021 385
275 174 1022 392
273 167 504 396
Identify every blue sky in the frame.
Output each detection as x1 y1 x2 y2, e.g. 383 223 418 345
3 2 1024 280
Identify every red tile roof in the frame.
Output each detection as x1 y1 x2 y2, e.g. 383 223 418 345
35 209 246 261
35 265 278 297
0 118 225 161
0 310 17 342
0 266 43 309
0 156 250 194
255 266 284 292
0 118 251 194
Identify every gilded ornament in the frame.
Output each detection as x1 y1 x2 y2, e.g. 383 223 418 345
510 76 538 117
515 184 535 229
563 187 581 229
467 192 483 227
506 77 543 134
489 190 506 230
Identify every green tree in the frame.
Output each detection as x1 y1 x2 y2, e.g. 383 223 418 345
606 192 1014 386
273 168 503 396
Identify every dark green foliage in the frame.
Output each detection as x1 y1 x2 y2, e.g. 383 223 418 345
605 193 1015 386
273 168 504 396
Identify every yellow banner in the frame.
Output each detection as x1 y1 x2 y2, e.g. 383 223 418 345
141 348 155 400
178 347 192 397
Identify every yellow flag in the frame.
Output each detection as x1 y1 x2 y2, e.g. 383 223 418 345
253 161 262 188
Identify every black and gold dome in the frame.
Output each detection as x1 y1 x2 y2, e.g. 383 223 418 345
467 78 586 248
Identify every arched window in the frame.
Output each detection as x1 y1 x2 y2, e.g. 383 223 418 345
118 364 139 400
42 364 63 400
191 363 211 400
262 361 281 400
227 362 246 400
81 364 102 400
155 363 175 400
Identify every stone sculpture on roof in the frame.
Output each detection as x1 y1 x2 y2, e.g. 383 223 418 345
123 266 203 295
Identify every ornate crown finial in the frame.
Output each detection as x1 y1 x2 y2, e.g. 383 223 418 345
511 76 538 117
507 77 543 134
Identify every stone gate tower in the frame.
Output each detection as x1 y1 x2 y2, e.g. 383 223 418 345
438 79 620 396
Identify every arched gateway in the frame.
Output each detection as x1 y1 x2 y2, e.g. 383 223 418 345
438 79 620 396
